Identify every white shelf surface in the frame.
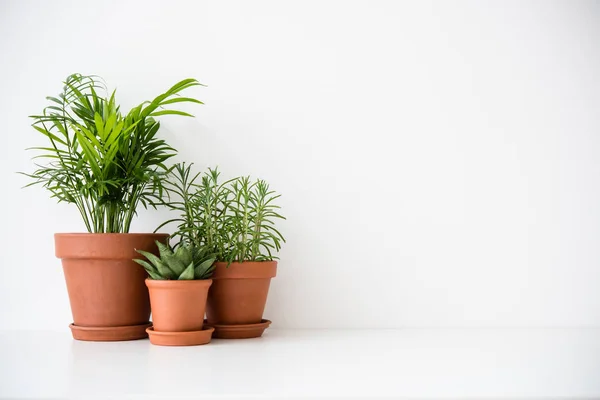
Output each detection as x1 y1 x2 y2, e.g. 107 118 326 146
1 328 600 399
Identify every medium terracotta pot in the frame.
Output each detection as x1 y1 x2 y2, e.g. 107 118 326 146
146 279 212 332
55 233 168 341
206 261 277 325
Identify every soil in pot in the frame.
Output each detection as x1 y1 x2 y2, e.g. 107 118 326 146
55 233 168 341
206 261 277 326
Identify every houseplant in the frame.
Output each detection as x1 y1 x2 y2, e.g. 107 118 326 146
135 242 216 346
23 74 203 341
157 163 285 338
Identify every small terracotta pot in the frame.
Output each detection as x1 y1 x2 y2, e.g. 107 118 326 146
55 233 168 341
206 261 277 325
146 279 212 332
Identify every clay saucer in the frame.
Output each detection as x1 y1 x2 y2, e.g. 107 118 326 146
146 326 215 346
206 319 271 339
69 322 152 341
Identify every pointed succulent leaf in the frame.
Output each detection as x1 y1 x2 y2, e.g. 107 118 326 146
136 249 175 279
146 269 164 280
155 241 174 259
157 241 186 276
165 255 186 276
194 257 216 279
178 261 195 280
175 244 193 266
145 267 165 280
135 249 160 268
155 261 176 279
133 258 159 277
192 245 215 263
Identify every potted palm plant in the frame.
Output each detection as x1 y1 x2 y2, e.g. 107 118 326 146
156 163 286 339
134 242 216 346
23 74 203 341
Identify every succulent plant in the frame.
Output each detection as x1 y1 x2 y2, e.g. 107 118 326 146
134 241 216 280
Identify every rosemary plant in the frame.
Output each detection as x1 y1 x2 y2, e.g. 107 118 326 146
154 163 233 256
23 74 203 233
222 176 286 262
156 163 285 263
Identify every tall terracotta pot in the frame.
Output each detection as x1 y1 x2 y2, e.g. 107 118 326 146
206 261 277 326
54 233 168 341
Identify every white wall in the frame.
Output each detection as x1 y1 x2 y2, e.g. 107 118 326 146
1 0 599 330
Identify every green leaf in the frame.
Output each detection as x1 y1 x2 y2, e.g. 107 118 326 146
94 113 105 140
160 97 204 105
76 124 102 150
46 96 63 105
155 241 173 259
74 129 102 178
104 120 123 148
194 258 216 279
157 241 186 276
32 125 67 146
104 112 117 138
175 244 193 267
150 110 194 117
178 262 195 280
133 258 163 280
147 269 163 280
136 249 175 279
166 78 201 94
153 218 182 234
25 147 70 155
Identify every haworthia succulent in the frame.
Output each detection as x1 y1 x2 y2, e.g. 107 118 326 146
134 241 215 280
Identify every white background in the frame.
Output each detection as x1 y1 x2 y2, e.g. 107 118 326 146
1 0 599 331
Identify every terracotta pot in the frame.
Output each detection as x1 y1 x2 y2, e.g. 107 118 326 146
55 233 168 341
206 261 277 325
146 279 212 332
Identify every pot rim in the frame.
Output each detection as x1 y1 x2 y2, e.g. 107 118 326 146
55 233 170 260
55 232 170 237
212 260 277 279
145 278 213 289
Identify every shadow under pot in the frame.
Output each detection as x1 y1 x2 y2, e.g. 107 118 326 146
54 233 168 341
205 261 277 339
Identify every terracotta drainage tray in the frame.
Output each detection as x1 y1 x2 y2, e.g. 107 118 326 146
206 319 271 339
70 322 152 341
146 326 215 346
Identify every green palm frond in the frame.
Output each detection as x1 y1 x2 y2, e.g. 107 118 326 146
23 73 203 233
